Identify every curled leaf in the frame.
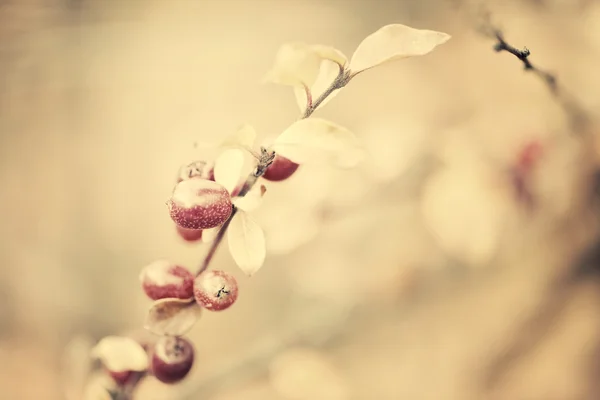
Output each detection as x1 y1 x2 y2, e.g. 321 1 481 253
312 45 348 67
271 118 364 168
91 336 149 373
220 123 257 150
144 298 200 336
264 42 322 87
294 45 348 112
228 210 266 276
214 148 245 194
232 185 266 212
349 24 451 73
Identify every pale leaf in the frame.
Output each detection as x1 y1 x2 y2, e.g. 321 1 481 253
312 45 348 67
91 336 149 372
349 24 451 73
271 118 364 168
214 148 245 194
144 298 200 336
228 210 266 276
264 42 322 87
294 45 347 112
293 60 342 112
232 185 266 212
202 225 221 243
220 123 257 150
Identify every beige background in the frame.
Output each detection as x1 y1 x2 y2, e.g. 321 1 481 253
2 0 600 399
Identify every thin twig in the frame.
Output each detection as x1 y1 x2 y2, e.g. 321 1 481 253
477 11 590 133
195 66 351 277
491 30 558 94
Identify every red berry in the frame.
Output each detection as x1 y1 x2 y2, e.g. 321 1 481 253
108 370 134 386
151 336 195 384
262 155 299 182
176 160 214 183
175 225 203 242
167 179 232 230
140 260 194 301
516 140 543 172
193 270 238 311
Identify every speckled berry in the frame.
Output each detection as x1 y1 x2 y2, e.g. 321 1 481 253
175 225 203 242
167 179 232 230
263 155 299 182
139 260 194 300
151 336 195 384
176 160 215 183
193 270 238 311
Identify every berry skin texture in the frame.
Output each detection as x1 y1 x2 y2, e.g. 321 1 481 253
176 160 215 183
175 225 203 242
194 270 239 311
140 260 194 301
168 179 233 230
151 336 195 384
262 155 299 182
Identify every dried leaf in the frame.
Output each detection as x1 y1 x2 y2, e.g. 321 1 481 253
220 123 257 150
271 118 364 168
228 210 266 276
144 298 200 336
91 336 149 373
264 42 322 87
232 185 266 212
350 24 451 73
214 148 245 194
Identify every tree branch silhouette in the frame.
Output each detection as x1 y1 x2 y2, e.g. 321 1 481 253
477 12 590 133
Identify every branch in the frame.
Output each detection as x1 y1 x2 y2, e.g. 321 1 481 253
491 30 557 94
195 67 351 277
477 12 590 133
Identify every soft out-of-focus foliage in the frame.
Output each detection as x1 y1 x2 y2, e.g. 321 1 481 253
3 0 600 399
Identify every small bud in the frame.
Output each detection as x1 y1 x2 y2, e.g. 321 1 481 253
151 336 195 384
175 225 203 242
262 155 299 182
193 270 239 311
176 160 215 183
140 260 194 301
168 179 233 230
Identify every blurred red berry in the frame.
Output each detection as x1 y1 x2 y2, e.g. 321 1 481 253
262 155 299 182
516 140 543 172
108 370 134 386
193 270 239 311
151 336 195 384
175 225 203 242
168 179 232 230
139 260 194 301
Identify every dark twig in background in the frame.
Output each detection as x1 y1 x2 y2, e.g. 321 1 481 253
476 11 591 134
492 30 557 94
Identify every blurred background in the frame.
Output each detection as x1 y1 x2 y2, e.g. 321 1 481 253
2 0 600 399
